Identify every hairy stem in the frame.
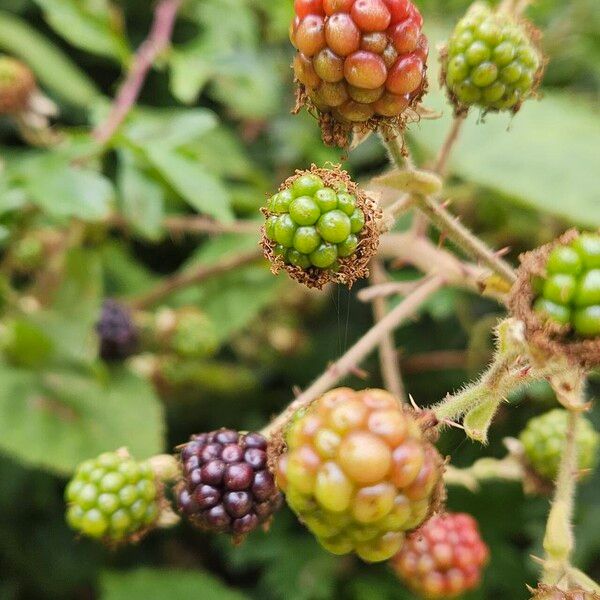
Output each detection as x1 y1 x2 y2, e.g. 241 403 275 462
93 0 182 144
261 275 445 437
128 248 263 309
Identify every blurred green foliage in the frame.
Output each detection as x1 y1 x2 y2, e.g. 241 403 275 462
0 0 599 598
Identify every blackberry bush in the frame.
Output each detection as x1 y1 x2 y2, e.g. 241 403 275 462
276 388 444 562
176 430 282 539
519 409 599 482
290 0 428 145
96 299 138 361
532 233 600 338
261 165 380 288
65 450 160 544
441 2 543 114
392 512 489 598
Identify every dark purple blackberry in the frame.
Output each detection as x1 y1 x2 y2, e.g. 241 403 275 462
96 299 138 361
176 429 282 539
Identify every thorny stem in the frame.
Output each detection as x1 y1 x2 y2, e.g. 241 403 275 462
369 260 407 404
128 248 263 309
260 275 445 438
444 455 523 492
92 0 182 145
382 137 517 287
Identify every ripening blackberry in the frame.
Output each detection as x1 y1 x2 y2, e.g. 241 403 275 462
96 299 138 361
532 233 600 338
441 2 543 114
276 388 445 562
0 55 35 114
392 512 489 598
65 450 161 544
176 430 282 539
519 409 599 482
261 165 380 288
290 0 428 145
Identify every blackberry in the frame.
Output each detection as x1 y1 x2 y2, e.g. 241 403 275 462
442 2 543 114
276 388 445 562
176 430 282 539
290 0 428 146
96 299 138 361
392 512 489 598
0 56 35 114
519 409 599 482
65 450 160 543
261 165 380 289
532 233 600 337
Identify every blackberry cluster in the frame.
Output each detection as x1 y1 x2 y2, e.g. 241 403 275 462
176 430 282 538
532 233 600 337
392 512 489 598
519 409 599 482
262 167 379 288
0 55 35 114
291 0 428 130
65 451 160 543
96 299 138 361
443 2 542 113
276 388 444 562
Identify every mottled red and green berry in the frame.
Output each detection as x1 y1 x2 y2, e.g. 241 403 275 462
276 388 444 562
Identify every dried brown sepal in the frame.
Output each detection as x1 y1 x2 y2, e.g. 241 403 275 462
508 229 600 369
293 74 427 149
529 584 600 600
0 56 35 114
260 164 382 290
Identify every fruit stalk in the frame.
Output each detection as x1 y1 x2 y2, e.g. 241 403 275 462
261 274 445 438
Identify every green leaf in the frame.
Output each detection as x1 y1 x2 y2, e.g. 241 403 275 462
169 45 214 104
146 146 233 222
100 568 247 600
15 154 114 221
117 152 164 241
1 319 54 369
0 10 100 108
0 365 164 474
412 23 600 228
31 0 130 62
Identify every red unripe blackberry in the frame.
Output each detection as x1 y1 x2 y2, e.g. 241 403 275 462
96 299 138 361
176 430 282 539
392 512 489 598
290 0 428 146
276 388 445 562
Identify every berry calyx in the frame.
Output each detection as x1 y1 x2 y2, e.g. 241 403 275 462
176 429 282 539
96 299 138 361
532 233 600 338
276 388 445 562
261 165 381 289
519 409 599 482
391 512 489 598
530 585 600 600
65 450 161 544
0 55 35 114
290 0 428 146
441 2 543 114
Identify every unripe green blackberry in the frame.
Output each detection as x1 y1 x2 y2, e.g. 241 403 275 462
261 165 381 289
530 586 600 600
291 0 428 146
0 55 35 114
532 233 600 338
441 2 543 114
176 430 282 540
276 388 445 562
519 409 599 482
392 512 489 598
65 450 161 544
